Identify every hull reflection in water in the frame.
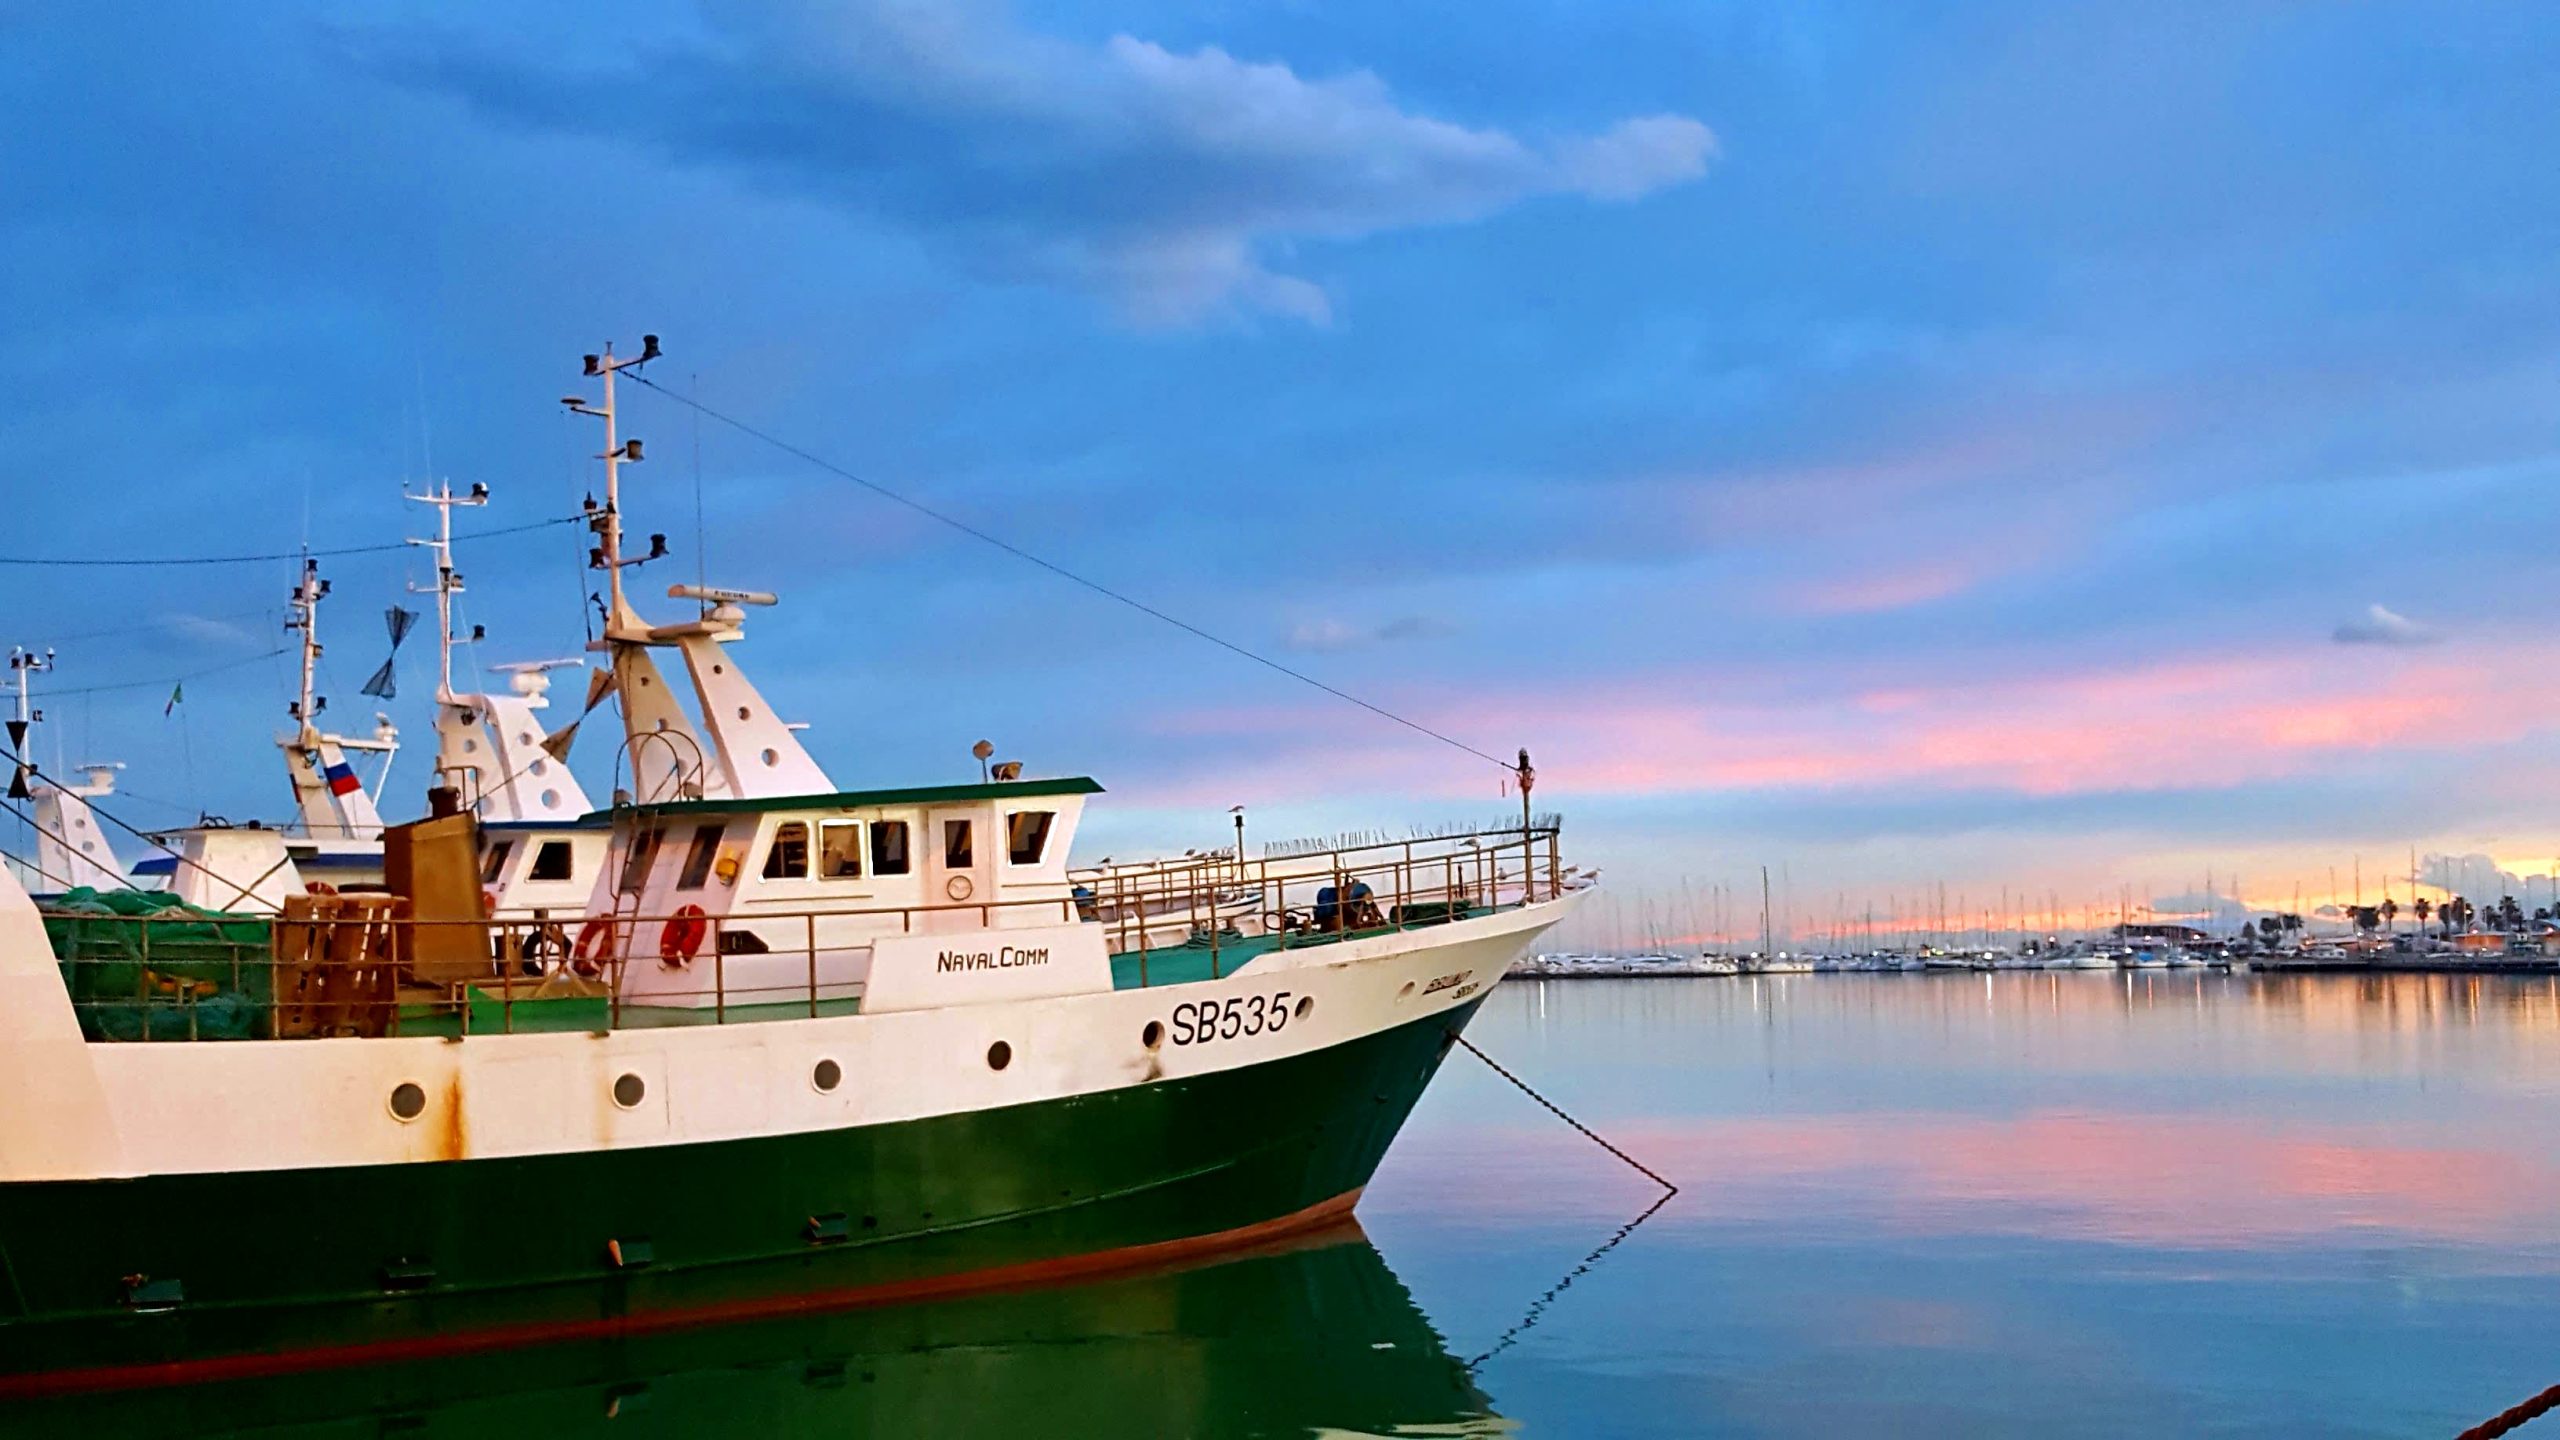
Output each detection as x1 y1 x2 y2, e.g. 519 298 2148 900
9 1224 1501 1440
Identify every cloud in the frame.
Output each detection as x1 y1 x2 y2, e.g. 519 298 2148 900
360 0 1715 324
1282 614 1455 653
160 613 263 650
2333 603 2441 647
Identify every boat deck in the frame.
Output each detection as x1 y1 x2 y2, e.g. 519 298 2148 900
252 908 1503 1039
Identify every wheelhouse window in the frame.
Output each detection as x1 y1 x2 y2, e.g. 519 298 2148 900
481 838 515 886
1006 811 1055 866
529 840 574 881
619 824 666 893
871 820 911 875
943 819 974 869
762 821 810 879
676 823 724 890
819 820 863 879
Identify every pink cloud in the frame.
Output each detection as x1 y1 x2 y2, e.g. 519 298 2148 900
1117 636 2560 811
1784 559 1989 617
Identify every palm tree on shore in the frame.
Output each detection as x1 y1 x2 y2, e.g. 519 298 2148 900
2416 897 2433 938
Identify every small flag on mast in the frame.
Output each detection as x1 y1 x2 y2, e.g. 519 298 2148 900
164 683 183 718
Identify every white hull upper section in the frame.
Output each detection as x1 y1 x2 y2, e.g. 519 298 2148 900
0 893 1572 1184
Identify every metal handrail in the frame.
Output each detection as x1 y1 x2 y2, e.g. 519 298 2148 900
40 827 1569 1042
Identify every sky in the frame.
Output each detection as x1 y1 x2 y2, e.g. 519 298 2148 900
4 1 2559 946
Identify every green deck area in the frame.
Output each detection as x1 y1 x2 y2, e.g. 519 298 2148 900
54 902 1501 1039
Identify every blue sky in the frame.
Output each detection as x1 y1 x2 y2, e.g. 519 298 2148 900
5 2 2558 941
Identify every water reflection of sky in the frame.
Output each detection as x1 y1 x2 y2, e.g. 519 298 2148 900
1364 974 2560 1437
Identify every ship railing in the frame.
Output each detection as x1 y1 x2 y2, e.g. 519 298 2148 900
1073 823 1566 973
39 826 1570 1041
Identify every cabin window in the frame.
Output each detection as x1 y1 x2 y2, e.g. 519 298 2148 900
529 840 574 881
871 820 911 876
944 819 975 869
819 820 863 879
676 823 725 890
762 821 810 879
1006 811 1055 866
481 838 516 886
619 825 666 893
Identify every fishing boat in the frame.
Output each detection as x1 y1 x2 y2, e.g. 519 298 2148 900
401 480 613 924
132 557 400 900
6 648 130 898
0 337 1585 1391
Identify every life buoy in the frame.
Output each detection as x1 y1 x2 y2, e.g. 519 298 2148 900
572 918 615 978
481 888 498 918
659 904 710 967
520 921 569 966
304 880 338 896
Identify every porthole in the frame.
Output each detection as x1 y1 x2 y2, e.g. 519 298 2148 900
1397 981 1416 1000
528 758 549 776
712 663 726 675
738 705 752 721
761 748 779 767
612 1073 647 1109
987 1040 1013 1072
813 1058 842 1093
1142 1020 1165 1051
461 737 479 753
388 1081 427 1122
1294 996 1314 1021
539 789 561 809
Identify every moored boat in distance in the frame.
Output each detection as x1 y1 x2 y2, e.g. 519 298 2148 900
0 336 1586 1393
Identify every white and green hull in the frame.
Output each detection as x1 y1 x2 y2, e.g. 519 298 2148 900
0 898 1566 1390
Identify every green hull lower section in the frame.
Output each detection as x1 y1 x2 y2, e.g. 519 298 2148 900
0 998 1486 1385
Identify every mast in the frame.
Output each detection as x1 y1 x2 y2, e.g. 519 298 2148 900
277 554 397 837
8 646 48 758
1760 864 1773 959
405 479 489 704
565 336 664 645
562 336 827 806
287 553 325 748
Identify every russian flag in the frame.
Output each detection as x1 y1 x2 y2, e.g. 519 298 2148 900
323 757 362 797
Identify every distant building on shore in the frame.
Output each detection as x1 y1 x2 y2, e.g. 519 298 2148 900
2116 922 2213 946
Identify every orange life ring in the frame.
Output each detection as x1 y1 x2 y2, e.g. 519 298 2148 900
304 880 338 896
572 917 615 978
659 904 710 967
481 888 498 917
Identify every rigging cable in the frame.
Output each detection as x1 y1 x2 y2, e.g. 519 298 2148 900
0 515 583 568
41 648 289 698
623 371 1514 772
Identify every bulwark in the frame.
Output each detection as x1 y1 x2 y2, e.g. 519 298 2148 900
935 944 1055 974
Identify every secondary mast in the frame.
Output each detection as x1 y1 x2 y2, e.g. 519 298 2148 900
405 479 490 704
278 553 397 837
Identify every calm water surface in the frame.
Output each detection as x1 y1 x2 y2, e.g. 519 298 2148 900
26 971 2560 1437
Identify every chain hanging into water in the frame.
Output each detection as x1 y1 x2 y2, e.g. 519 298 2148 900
1466 1189 1673 1372
1449 1030 1679 1193
2457 1382 2560 1439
